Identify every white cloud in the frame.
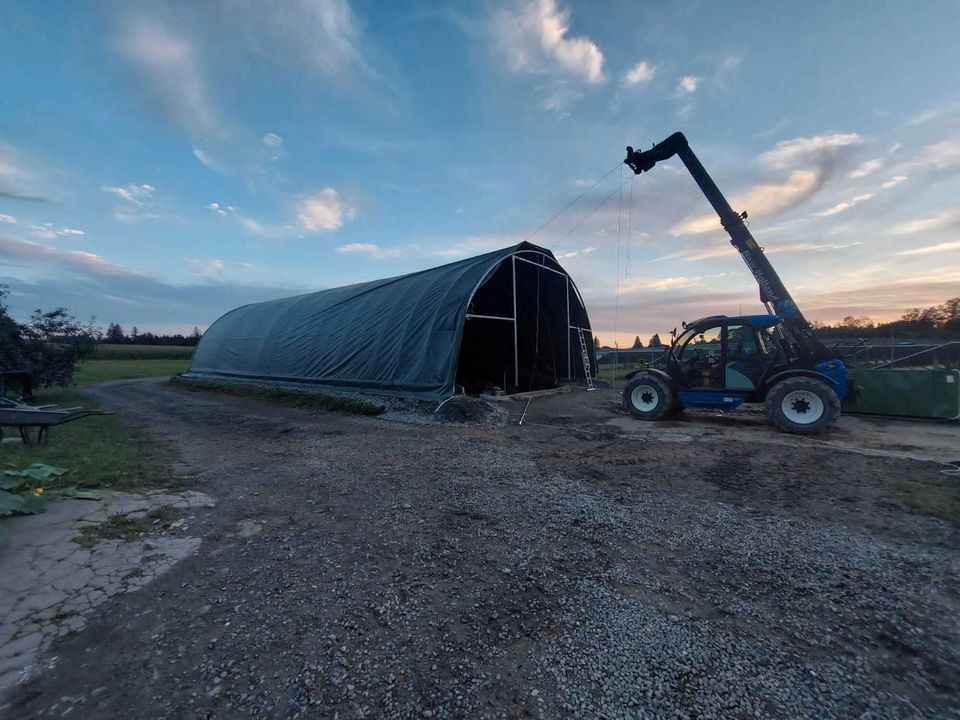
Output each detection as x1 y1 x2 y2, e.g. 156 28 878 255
620 276 702 293
336 242 400 259
28 223 86 239
848 158 883 179
891 210 960 235
0 214 16 224
581 246 597 254
881 175 908 189
103 183 156 204
620 61 655 87
672 170 820 234
119 18 222 139
189 257 226 280
893 240 960 256
675 75 700 95
494 0 606 84
814 193 874 217
297 188 355 232
760 133 861 168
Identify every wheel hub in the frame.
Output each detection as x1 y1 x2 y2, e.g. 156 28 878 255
780 389 824 425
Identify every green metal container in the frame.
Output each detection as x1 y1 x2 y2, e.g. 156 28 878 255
844 368 960 420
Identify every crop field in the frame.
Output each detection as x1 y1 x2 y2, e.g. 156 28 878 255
89 344 195 360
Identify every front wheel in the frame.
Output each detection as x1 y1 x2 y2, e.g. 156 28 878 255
622 374 675 420
766 377 840 435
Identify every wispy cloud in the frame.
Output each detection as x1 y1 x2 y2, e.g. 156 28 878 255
28 223 86 239
262 132 283 161
620 275 702 293
814 193 874 217
881 175 908 189
0 142 54 202
893 240 960 257
848 158 883 178
102 184 156 204
297 188 356 232
890 210 960 235
336 242 400 259
119 18 223 140
188 257 226 280
620 61 655 87
493 0 606 84
759 133 860 167
0 214 16 224
0 235 134 277
672 132 862 234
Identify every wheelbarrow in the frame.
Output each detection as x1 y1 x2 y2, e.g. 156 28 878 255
0 397 114 445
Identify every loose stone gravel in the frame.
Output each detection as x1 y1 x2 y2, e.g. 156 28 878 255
3 379 958 719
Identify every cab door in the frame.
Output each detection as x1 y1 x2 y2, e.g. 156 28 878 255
723 324 765 390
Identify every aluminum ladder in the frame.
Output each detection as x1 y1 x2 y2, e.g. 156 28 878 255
576 328 596 391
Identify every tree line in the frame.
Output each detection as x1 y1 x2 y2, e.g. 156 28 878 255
102 323 202 347
811 297 960 339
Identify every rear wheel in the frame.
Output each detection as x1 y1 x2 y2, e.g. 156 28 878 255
766 377 840 435
623 374 675 420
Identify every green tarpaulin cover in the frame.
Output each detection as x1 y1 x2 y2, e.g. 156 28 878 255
186 242 591 400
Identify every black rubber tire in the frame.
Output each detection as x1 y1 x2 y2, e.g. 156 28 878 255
765 377 840 435
622 374 675 420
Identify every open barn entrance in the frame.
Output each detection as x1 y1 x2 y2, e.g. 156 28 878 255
455 250 594 395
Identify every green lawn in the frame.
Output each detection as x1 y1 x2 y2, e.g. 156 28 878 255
0 387 177 491
75 358 191 384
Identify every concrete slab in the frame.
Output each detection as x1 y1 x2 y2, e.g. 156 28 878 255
0 489 214 695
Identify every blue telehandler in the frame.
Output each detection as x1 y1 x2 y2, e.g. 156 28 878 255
620 132 850 434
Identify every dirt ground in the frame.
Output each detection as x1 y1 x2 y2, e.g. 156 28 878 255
4 379 959 719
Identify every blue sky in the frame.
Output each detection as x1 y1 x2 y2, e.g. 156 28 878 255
1 0 958 344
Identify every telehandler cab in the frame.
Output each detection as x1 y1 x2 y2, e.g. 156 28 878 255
620 133 849 434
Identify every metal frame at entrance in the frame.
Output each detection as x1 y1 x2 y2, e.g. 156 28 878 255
461 249 589 389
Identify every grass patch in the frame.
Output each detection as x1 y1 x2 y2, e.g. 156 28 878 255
75 358 191 383
0 387 178 492
172 377 384 416
90 344 195 360
595 363 648 384
74 506 176 547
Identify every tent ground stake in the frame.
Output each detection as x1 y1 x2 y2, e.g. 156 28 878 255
519 398 531 425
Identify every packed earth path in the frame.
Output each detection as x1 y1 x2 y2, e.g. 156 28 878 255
3 378 959 719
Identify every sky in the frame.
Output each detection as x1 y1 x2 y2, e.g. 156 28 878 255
1 0 958 345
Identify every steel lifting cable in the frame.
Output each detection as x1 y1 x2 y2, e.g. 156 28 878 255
523 162 622 245
624 176 635 277
612 163 624 389
551 179 630 252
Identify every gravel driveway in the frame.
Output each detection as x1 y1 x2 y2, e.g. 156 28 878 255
4 378 959 719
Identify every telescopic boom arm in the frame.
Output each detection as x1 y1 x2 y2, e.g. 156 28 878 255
625 132 829 360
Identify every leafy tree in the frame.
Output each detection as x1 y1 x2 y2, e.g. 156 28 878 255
648 333 663 348
593 334 600 350
632 335 643 349
0 286 96 387
105 323 126 343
